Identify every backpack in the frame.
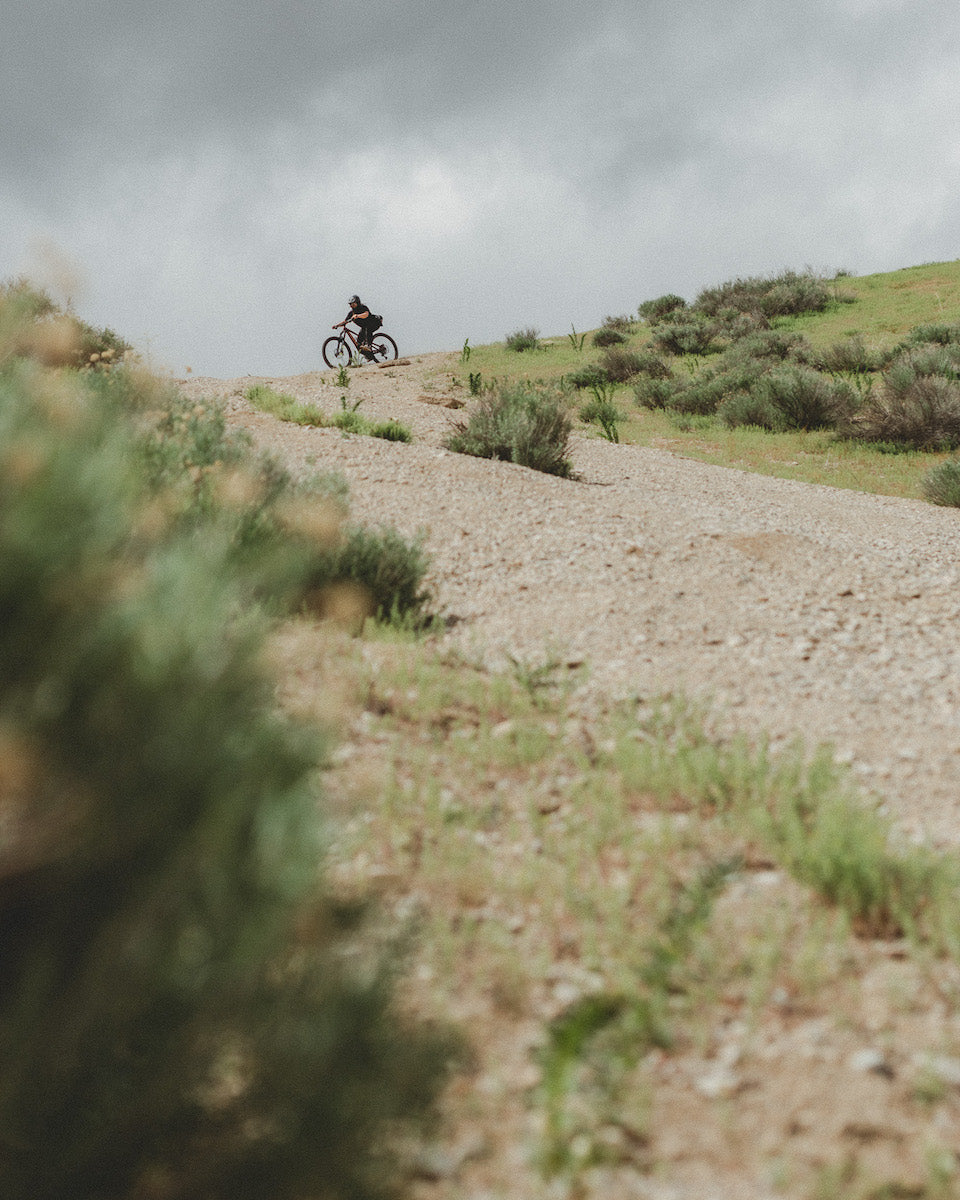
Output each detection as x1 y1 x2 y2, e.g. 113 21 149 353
370 313 383 332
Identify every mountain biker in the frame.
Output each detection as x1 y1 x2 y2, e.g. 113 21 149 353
334 295 381 350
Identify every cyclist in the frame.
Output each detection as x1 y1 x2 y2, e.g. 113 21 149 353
334 295 381 351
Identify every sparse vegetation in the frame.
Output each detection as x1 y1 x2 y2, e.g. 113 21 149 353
578 383 623 442
246 385 414 444
247 383 326 426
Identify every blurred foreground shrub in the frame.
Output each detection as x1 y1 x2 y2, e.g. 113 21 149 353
0 324 450 1199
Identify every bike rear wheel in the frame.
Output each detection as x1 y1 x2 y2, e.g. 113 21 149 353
323 335 352 368
367 333 398 363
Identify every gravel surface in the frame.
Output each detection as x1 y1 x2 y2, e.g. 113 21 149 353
184 355 960 848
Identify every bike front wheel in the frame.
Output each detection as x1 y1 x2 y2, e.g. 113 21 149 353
367 333 398 363
322 335 352 369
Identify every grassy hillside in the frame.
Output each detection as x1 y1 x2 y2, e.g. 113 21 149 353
448 260 960 501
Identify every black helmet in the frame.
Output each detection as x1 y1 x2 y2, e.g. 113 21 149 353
348 294 360 304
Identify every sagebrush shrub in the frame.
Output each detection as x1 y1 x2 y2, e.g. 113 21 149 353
711 309 770 341
904 322 960 347
886 346 960 389
814 334 889 374
922 459 960 506
505 327 541 352
724 329 813 364
631 351 673 379
633 376 683 410
565 363 609 390
750 365 854 431
599 347 644 382
652 319 719 357
592 327 625 347
663 353 767 417
695 269 832 319
601 313 635 334
0 279 132 370
444 384 574 477
849 374 960 449
718 390 787 431
637 293 687 324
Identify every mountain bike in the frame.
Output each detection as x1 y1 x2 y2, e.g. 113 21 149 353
323 322 399 368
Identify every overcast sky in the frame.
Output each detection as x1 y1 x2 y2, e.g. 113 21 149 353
4 0 960 376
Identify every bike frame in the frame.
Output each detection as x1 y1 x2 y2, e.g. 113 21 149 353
334 323 366 359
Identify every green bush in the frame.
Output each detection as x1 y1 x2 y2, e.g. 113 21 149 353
565 363 609 390
637 293 687 324
814 335 889 374
505 327 541 352
695 269 832 319
652 318 719 357
633 376 686 411
444 384 574 477
904 323 960 347
370 418 413 442
592 327 625 347
246 384 326 427
599 346 644 382
922 459 960 506
333 409 367 434
670 358 767 417
578 390 623 442
0 359 449 1200
601 313 636 334
718 390 787 431
631 351 673 379
724 329 813 364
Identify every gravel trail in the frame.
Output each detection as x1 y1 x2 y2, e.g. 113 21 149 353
185 356 960 847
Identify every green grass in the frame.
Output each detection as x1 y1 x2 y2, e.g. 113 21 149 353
246 385 413 443
780 260 960 348
620 409 951 498
246 383 326 426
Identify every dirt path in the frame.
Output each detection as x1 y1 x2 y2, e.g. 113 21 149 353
183 354 960 848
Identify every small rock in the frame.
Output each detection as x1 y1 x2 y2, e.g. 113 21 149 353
848 1048 894 1078
695 1066 741 1099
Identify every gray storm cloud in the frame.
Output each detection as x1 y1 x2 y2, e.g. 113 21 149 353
3 0 959 373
